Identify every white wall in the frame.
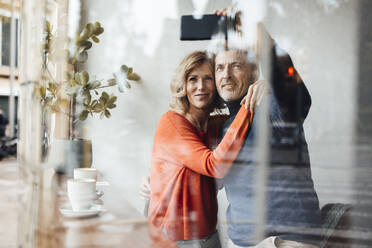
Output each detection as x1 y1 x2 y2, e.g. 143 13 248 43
84 0 359 214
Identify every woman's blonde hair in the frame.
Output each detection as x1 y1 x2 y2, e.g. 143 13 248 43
170 51 223 114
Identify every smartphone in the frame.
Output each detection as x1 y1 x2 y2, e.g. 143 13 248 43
180 14 235 41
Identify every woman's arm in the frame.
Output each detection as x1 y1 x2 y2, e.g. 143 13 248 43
152 106 253 178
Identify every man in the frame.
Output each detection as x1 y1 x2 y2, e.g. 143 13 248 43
215 43 321 247
0 108 8 138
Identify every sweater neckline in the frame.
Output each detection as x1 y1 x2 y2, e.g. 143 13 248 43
225 97 244 117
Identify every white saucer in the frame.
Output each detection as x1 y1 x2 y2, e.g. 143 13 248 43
95 189 104 200
59 204 106 218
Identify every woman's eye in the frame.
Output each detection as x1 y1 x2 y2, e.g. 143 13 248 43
204 76 213 81
188 77 197 82
233 64 241 69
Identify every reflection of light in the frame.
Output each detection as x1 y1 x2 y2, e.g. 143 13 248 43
316 0 344 12
269 1 286 17
233 0 267 51
288 67 294 76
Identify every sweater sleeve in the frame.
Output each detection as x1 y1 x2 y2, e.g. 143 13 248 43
153 106 253 178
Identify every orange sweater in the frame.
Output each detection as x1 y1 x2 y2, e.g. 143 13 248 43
148 106 253 241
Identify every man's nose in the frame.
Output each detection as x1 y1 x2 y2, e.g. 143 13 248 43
222 65 231 78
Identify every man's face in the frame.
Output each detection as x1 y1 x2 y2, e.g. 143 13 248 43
215 50 252 102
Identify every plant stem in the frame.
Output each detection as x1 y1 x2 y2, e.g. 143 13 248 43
69 96 76 140
69 63 78 140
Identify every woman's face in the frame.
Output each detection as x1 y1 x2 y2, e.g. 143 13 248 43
186 62 216 111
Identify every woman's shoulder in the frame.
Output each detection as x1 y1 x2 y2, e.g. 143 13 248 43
161 110 187 123
158 110 193 131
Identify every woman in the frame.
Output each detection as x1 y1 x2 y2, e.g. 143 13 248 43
148 51 254 247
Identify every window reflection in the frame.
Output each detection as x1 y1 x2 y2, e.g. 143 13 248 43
11 0 372 247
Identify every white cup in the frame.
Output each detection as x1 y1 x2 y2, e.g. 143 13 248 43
74 168 98 181
67 178 96 211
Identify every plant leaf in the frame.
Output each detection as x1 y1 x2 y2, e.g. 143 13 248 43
77 51 88 63
100 92 109 103
93 101 104 112
94 27 104 36
66 71 74 80
104 109 111 118
77 40 92 51
107 96 117 106
92 36 99 43
93 22 100 31
91 99 98 107
120 65 129 74
47 82 57 93
70 79 78 86
107 103 116 109
82 90 91 105
80 23 93 40
80 70 89 85
127 72 141 81
39 86 46 99
45 20 51 33
74 72 81 84
79 110 89 121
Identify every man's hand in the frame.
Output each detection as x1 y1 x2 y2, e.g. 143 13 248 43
214 8 242 35
241 79 268 112
139 176 151 201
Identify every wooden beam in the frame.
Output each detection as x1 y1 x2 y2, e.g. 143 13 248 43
0 2 20 12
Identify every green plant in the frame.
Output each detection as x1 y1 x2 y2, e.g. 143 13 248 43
38 20 140 139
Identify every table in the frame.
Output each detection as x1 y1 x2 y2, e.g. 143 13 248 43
0 159 176 248
35 172 177 247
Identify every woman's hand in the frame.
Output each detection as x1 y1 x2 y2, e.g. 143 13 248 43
240 79 268 112
139 176 151 201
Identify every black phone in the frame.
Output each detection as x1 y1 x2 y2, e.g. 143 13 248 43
180 14 235 41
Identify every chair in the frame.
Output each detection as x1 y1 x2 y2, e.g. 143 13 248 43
320 203 353 248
